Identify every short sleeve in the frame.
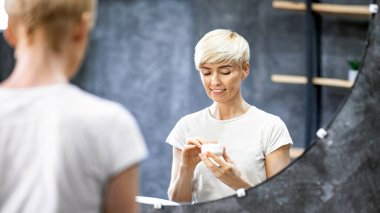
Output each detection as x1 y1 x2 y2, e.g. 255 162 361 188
263 117 293 155
102 105 148 176
166 117 188 150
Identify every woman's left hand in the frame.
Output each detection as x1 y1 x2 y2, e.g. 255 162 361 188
199 147 252 191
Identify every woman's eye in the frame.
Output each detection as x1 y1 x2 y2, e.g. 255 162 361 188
220 67 232 75
202 72 211 76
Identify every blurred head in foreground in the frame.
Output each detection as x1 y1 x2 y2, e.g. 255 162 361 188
0 1 148 213
4 0 96 83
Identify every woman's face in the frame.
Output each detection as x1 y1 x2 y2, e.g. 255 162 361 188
199 61 249 104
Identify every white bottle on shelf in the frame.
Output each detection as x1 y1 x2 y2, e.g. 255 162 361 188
348 69 358 82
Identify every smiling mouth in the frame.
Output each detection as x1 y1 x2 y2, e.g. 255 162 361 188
211 89 226 94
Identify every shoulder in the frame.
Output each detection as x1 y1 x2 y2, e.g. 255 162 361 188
65 85 128 114
168 107 208 135
166 108 208 148
248 107 290 137
250 107 293 154
250 106 284 125
59 85 137 128
176 107 209 125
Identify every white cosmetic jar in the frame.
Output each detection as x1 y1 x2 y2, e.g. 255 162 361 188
201 144 223 156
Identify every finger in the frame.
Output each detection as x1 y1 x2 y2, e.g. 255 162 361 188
198 138 218 145
183 144 196 150
222 147 232 162
186 138 202 148
183 145 201 156
183 145 200 154
199 152 221 170
198 152 208 162
197 138 209 145
206 151 227 168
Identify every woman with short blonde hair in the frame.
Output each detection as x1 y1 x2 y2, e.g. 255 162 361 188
167 29 293 203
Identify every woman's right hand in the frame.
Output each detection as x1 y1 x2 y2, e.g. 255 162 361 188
168 138 216 202
180 139 203 170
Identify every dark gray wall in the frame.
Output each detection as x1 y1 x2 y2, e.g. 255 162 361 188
0 32 14 80
0 0 368 199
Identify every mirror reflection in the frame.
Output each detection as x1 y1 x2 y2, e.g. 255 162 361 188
166 29 292 204
0 0 367 209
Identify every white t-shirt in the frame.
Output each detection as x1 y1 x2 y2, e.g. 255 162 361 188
0 84 148 213
166 106 292 203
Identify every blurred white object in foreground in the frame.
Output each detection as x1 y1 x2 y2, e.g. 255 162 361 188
0 0 8 30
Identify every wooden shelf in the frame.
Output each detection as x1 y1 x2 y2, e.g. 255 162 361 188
271 74 354 88
273 1 370 18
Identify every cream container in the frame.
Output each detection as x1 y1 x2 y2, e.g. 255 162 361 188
201 143 223 156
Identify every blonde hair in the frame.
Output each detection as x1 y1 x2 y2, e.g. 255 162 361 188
5 0 96 52
194 29 250 70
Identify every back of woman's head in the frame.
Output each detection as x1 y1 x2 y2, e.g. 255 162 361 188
5 0 96 52
194 29 250 70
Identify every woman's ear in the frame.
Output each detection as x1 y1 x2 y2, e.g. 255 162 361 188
241 62 250 80
72 12 92 42
3 22 17 47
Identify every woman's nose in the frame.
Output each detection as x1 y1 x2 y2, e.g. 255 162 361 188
211 73 221 85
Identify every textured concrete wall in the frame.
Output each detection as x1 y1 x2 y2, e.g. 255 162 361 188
0 0 368 199
0 32 13 80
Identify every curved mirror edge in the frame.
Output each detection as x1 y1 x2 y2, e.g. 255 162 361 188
136 142 315 207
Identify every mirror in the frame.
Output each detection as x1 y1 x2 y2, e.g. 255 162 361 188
0 0 368 205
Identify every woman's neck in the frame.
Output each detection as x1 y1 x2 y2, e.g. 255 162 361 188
210 97 251 120
1 43 69 88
